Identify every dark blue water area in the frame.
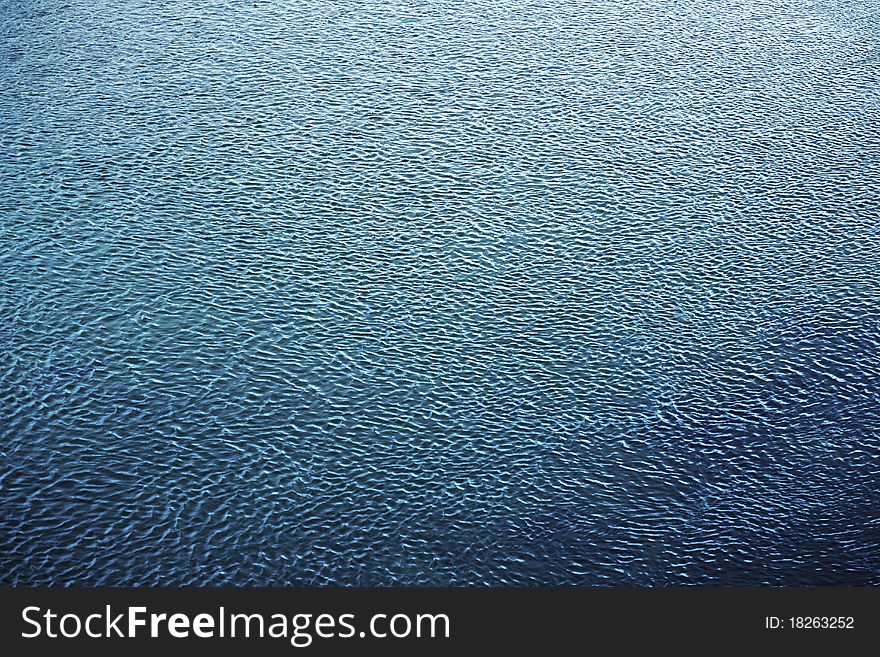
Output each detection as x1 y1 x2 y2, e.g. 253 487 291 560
1 0 879 585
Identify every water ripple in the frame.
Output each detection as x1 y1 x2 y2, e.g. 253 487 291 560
1 0 879 585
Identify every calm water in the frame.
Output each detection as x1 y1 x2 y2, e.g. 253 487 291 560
1 0 879 585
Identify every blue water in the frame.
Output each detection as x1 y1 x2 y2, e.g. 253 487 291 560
1 0 879 585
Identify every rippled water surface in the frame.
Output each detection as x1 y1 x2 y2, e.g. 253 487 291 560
2 0 880 585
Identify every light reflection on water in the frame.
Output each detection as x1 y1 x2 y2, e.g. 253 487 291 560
1 0 879 585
